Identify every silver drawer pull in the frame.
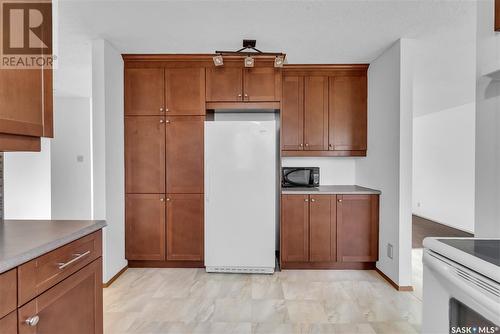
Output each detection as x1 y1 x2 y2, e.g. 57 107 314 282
25 315 39 326
57 250 91 270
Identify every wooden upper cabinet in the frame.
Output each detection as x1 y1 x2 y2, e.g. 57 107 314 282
125 194 166 261
304 76 328 151
243 67 281 101
165 68 205 115
496 0 499 31
329 76 367 151
125 68 164 115
125 116 165 193
309 195 335 262
166 194 204 261
0 69 46 137
281 194 309 262
18 258 102 334
337 195 379 262
166 116 204 193
281 75 304 151
206 67 243 102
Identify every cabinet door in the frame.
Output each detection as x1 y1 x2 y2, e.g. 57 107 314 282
0 311 17 334
166 116 204 194
125 68 164 115
243 67 281 101
166 194 204 261
125 116 165 193
337 195 378 262
329 76 367 151
303 76 328 151
309 195 335 262
281 76 304 151
125 194 166 261
206 67 243 101
18 258 102 334
0 69 44 137
165 68 205 115
281 195 309 262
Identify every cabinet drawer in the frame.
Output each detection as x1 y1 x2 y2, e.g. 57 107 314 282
18 230 102 306
0 311 17 334
0 269 17 318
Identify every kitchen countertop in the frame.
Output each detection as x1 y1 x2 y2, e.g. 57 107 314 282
0 220 106 273
281 185 381 195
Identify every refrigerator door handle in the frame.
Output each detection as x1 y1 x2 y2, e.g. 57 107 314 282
206 161 211 203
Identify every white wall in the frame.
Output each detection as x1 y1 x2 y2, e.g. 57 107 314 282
412 103 475 233
51 97 93 219
92 39 127 282
281 158 356 185
355 39 414 287
475 0 500 237
4 139 52 219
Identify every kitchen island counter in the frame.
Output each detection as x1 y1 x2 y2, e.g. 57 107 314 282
0 219 106 273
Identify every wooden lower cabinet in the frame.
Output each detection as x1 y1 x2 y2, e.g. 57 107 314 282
281 194 378 269
166 194 204 261
125 194 166 261
0 311 17 334
18 258 102 334
337 195 379 262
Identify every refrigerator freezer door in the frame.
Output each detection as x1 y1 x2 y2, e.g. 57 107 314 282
205 120 276 273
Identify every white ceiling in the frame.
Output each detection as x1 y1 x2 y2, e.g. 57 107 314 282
55 0 477 113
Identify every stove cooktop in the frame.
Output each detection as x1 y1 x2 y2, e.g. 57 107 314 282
438 239 500 267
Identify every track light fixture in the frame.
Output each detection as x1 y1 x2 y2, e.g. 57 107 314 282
244 56 254 67
212 54 224 66
214 40 285 68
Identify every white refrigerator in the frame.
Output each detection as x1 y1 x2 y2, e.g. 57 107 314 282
204 114 277 274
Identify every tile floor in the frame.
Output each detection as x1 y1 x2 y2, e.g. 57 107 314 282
104 251 424 334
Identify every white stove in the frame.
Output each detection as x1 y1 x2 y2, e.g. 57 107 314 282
422 238 500 334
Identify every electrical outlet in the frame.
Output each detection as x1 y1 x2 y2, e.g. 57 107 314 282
387 243 394 259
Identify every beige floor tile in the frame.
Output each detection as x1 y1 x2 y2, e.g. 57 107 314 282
370 320 420 334
251 299 289 323
212 298 253 323
282 281 323 300
192 322 252 334
286 300 329 324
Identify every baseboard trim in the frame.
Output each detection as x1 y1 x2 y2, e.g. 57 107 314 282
103 265 128 288
375 268 414 291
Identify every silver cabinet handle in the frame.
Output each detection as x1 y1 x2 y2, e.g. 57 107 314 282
299 143 303 147
166 120 170 124
25 315 39 327
338 199 342 203
165 108 169 112
304 198 309 202
311 198 315 202
305 143 309 147
160 107 164 112
166 198 170 201
237 94 242 98
57 251 91 270
160 119 164 123
160 198 164 202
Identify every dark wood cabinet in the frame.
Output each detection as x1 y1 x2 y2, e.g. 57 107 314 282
206 66 280 102
329 76 367 151
206 67 243 102
281 76 304 151
125 68 164 116
281 194 309 262
166 194 204 261
496 0 500 31
125 116 165 194
244 67 281 101
304 76 329 151
281 193 378 269
165 68 205 115
18 258 102 334
166 116 204 194
281 65 368 157
125 194 166 261
0 311 17 334
0 68 53 152
337 195 379 262
309 195 335 262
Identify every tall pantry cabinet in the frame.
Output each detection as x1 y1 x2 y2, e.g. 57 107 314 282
124 61 205 267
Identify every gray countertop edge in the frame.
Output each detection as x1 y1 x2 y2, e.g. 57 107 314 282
281 185 381 195
0 220 107 274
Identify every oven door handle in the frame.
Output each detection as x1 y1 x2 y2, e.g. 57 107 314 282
424 251 500 321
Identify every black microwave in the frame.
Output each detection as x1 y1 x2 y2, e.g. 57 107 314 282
282 167 320 188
